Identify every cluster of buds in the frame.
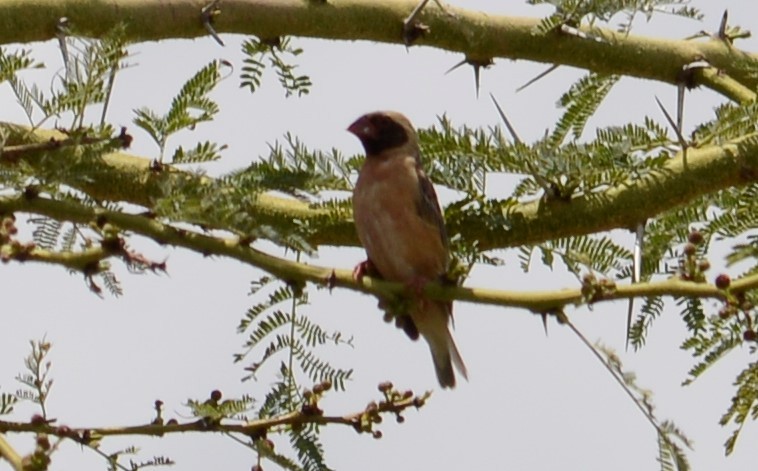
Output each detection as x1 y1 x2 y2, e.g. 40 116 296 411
353 382 422 438
1 214 17 244
29 414 93 447
21 434 52 471
301 380 332 416
0 214 36 263
152 399 165 426
580 272 616 303
679 230 710 282
195 389 228 428
682 230 757 340
716 288 756 342
251 436 276 471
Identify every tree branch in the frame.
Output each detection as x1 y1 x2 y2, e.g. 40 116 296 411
0 388 430 441
6 125 758 252
0 1 756 101
449 136 758 250
0 434 22 471
3 192 755 314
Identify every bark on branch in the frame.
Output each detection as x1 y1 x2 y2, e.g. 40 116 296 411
0 0 756 101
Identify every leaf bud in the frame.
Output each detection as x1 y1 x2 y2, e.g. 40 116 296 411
683 243 697 256
715 274 731 290
30 414 46 426
688 230 704 245
36 435 50 451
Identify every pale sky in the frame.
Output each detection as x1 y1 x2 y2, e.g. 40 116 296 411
2 1 758 470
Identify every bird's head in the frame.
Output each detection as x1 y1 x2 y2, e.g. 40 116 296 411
347 111 416 156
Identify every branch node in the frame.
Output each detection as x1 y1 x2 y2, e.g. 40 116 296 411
403 0 432 46
201 0 225 47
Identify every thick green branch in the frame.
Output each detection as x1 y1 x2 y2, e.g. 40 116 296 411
450 138 758 250
0 124 348 244
6 126 758 252
0 0 756 100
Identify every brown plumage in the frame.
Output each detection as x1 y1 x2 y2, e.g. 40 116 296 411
349 111 467 388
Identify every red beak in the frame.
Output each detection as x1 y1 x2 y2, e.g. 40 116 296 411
347 115 372 139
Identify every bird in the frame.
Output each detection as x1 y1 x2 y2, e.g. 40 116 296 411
348 110 467 388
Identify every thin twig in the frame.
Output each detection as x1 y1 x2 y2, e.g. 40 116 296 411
564 319 665 438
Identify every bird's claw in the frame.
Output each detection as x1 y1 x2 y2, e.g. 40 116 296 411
353 259 379 283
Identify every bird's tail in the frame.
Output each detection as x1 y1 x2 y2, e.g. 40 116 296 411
417 301 468 389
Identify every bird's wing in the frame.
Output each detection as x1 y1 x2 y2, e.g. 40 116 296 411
415 166 449 256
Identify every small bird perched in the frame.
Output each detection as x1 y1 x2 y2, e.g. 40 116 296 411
348 111 467 388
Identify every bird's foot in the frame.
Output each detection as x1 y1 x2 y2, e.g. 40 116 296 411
352 259 380 283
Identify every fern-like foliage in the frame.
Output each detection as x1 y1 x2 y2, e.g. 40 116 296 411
29 216 63 250
106 446 174 471
409 82 758 458
7 26 128 130
421 113 675 210
720 361 758 455
628 296 665 350
657 420 692 471
14 338 54 419
289 424 330 471
678 296 706 334
0 389 17 415
186 394 256 423
257 372 299 421
237 133 352 197
418 117 496 196
0 47 42 83
682 327 742 384
236 273 352 470
171 140 226 164
425 113 678 288
254 438 304 471
241 37 311 97
24 193 126 296
529 234 632 278
237 275 353 390
709 185 758 239
527 0 702 34
550 73 619 147
134 60 225 161
594 344 692 471
691 102 758 147
148 132 352 253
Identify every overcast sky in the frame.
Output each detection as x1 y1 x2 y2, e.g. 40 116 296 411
2 1 758 470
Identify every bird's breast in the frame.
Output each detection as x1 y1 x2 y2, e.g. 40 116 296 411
353 157 447 282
